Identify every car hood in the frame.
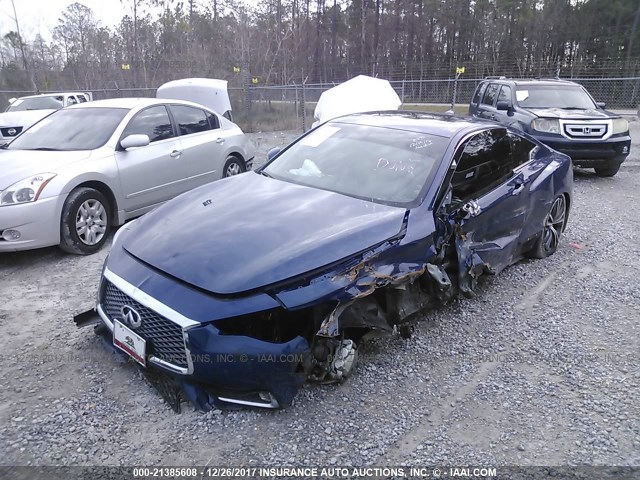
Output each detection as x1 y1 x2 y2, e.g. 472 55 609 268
0 110 55 128
528 107 617 120
0 150 93 189
123 172 407 295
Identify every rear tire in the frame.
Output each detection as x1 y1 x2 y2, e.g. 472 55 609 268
528 195 567 259
59 187 111 255
223 156 245 177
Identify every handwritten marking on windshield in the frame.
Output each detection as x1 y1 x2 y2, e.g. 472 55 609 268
409 137 433 150
376 157 415 175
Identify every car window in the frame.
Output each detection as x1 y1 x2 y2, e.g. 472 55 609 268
206 111 220 130
451 128 512 201
171 105 211 135
263 122 449 207
78 95 87 103
509 133 536 168
6 96 64 112
7 107 129 151
122 106 174 143
472 83 487 104
497 85 512 104
482 84 499 106
66 96 78 106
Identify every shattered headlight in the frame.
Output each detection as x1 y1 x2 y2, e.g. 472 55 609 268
612 118 629 135
531 118 560 134
0 173 56 206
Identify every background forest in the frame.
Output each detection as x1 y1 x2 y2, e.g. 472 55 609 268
1 0 639 94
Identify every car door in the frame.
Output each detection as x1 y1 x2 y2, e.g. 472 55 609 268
448 128 529 274
168 104 229 188
476 83 500 121
469 82 488 116
493 85 513 124
115 104 186 214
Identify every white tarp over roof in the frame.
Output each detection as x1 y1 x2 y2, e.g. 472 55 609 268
157 78 232 115
313 75 402 126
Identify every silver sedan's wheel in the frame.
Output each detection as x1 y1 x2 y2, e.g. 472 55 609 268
223 156 245 177
60 187 112 255
76 199 108 246
529 195 567 259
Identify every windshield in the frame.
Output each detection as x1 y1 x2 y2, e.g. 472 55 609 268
516 85 597 109
7 107 129 151
7 96 63 112
262 122 449 206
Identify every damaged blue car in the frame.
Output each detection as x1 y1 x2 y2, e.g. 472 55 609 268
75 112 572 411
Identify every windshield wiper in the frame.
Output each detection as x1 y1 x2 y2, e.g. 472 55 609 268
27 147 61 151
260 170 273 178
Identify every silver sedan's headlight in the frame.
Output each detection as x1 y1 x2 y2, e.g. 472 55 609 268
531 118 561 134
0 173 57 206
612 118 629 135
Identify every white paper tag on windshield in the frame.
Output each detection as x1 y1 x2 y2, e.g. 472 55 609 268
516 90 529 102
300 126 340 147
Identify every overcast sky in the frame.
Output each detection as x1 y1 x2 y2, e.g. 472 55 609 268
0 0 140 41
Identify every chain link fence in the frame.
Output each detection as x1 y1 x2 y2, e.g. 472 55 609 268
1 76 638 134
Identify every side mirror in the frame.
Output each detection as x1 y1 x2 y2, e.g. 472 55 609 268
267 147 281 162
120 134 150 150
496 101 511 111
596 102 606 109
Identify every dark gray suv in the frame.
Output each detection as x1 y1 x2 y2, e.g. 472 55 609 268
469 78 631 177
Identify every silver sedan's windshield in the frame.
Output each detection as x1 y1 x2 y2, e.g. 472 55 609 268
263 122 449 206
7 108 129 151
7 96 63 111
516 85 597 109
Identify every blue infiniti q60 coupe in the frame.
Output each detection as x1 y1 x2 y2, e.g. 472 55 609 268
76 112 572 411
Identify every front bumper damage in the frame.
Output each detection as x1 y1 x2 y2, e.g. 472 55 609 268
75 303 309 412
74 208 502 412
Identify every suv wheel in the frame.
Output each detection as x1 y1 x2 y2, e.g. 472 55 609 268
594 165 621 177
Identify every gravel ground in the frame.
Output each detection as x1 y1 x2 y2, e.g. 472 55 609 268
1 123 639 469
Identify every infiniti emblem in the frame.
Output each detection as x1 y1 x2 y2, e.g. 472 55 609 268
582 127 591 135
121 305 142 329
7 128 16 136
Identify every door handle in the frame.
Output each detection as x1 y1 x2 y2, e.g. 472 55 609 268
170 150 182 158
215 137 225 144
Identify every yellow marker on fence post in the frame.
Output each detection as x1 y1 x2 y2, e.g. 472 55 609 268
450 66 465 113
121 64 130 70
251 77 259 84
233 66 241 73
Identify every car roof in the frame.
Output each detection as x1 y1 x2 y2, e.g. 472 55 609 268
330 111 493 138
17 92 88 99
483 78 581 87
67 97 211 110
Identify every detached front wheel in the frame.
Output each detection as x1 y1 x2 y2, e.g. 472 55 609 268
60 187 111 255
529 195 567 259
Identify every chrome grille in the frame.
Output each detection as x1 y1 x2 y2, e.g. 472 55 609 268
0 127 22 137
101 281 188 368
563 123 608 139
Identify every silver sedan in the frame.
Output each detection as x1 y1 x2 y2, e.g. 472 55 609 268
0 98 254 254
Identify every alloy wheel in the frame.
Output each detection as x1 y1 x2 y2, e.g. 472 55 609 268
542 196 566 255
75 199 108 246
